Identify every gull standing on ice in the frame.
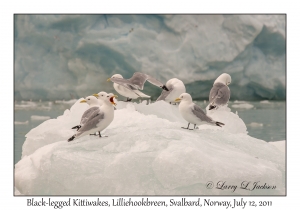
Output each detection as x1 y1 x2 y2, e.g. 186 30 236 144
208 73 231 110
71 95 102 131
68 93 116 142
175 93 225 130
107 72 169 102
90 92 117 131
156 78 186 104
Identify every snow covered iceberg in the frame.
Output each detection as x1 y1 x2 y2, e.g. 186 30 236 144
15 100 285 195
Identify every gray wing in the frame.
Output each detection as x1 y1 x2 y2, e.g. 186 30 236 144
209 83 230 106
192 104 214 123
156 85 174 101
128 72 149 90
138 73 165 89
111 72 166 91
80 107 99 124
129 72 166 89
77 108 104 136
110 77 139 91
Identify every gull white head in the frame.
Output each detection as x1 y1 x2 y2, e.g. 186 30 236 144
175 93 193 103
108 93 118 98
214 73 231 86
93 91 108 101
167 78 181 85
93 91 116 105
107 74 123 81
80 96 99 106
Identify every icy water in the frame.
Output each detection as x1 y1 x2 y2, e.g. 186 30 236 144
14 100 286 164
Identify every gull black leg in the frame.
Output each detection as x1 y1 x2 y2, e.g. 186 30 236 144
71 125 81 131
181 123 191 129
68 135 76 142
99 131 108 138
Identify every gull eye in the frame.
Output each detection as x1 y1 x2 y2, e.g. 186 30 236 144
101 95 103 96
88 99 90 100
107 96 109 97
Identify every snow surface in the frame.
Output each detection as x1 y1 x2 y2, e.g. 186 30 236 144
205 105 247 134
14 187 22 195
14 15 285 101
269 141 285 153
15 99 285 195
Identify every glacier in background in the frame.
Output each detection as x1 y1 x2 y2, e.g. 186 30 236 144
14 15 286 101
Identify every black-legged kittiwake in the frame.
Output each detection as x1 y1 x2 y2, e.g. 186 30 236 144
95 92 118 106
107 72 169 102
156 78 186 104
175 93 225 130
71 95 101 131
94 92 118 110
68 93 115 142
208 73 231 110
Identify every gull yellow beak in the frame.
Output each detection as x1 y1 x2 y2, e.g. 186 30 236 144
107 78 111 82
93 94 99 98
80 99 87 103
114 94 118 98
175 98 181 102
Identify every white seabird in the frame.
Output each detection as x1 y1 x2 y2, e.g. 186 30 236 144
71 95 101 131
175 93 225 130
107 72 169 101
96 92 118 106
156 78 186 104
208 73 231 110
68 93 115 142
94 92 118 111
